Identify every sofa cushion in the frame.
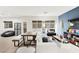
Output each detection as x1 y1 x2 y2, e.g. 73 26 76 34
47 32 56 36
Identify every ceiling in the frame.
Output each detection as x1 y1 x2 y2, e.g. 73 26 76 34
0 6 77 17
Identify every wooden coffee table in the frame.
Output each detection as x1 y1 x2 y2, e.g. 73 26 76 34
52 36 62 42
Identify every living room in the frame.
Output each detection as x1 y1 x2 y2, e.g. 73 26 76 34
0 6 79 53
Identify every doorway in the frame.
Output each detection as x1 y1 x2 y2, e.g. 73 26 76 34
23 22 27 33
14 23 21 36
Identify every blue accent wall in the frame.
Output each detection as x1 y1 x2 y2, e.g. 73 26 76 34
58 6 79 35
59 6 79 20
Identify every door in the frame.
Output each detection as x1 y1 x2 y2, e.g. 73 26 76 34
23 22 27 33
14 23 21 36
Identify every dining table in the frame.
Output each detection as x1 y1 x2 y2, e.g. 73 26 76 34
21 32 37 46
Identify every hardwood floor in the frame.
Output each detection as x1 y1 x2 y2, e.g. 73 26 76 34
0 36 18 53
0 36 36 53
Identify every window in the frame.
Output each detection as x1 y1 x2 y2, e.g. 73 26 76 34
32 21 42 28
32 20 55 29
4 21 13 28
45 21 55 28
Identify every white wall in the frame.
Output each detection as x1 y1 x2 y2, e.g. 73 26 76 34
0 16 58 35
23 16 58 33
55 17 70 36
0 17 25 35
55 17 67 36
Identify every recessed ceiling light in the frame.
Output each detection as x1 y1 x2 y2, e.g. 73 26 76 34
44 11 48 14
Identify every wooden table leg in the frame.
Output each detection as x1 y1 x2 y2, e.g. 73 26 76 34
12 40 19 47
22 36 26 45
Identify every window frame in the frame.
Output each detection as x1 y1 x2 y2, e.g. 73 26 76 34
45 20 55 28
32 21 42 28
4 21 13 28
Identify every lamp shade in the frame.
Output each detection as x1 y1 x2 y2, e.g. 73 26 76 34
70 22 74 26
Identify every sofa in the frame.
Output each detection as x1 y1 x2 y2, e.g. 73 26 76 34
1 31 15 37
36 32 61 53
47 32 56 36
36 32 79 53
